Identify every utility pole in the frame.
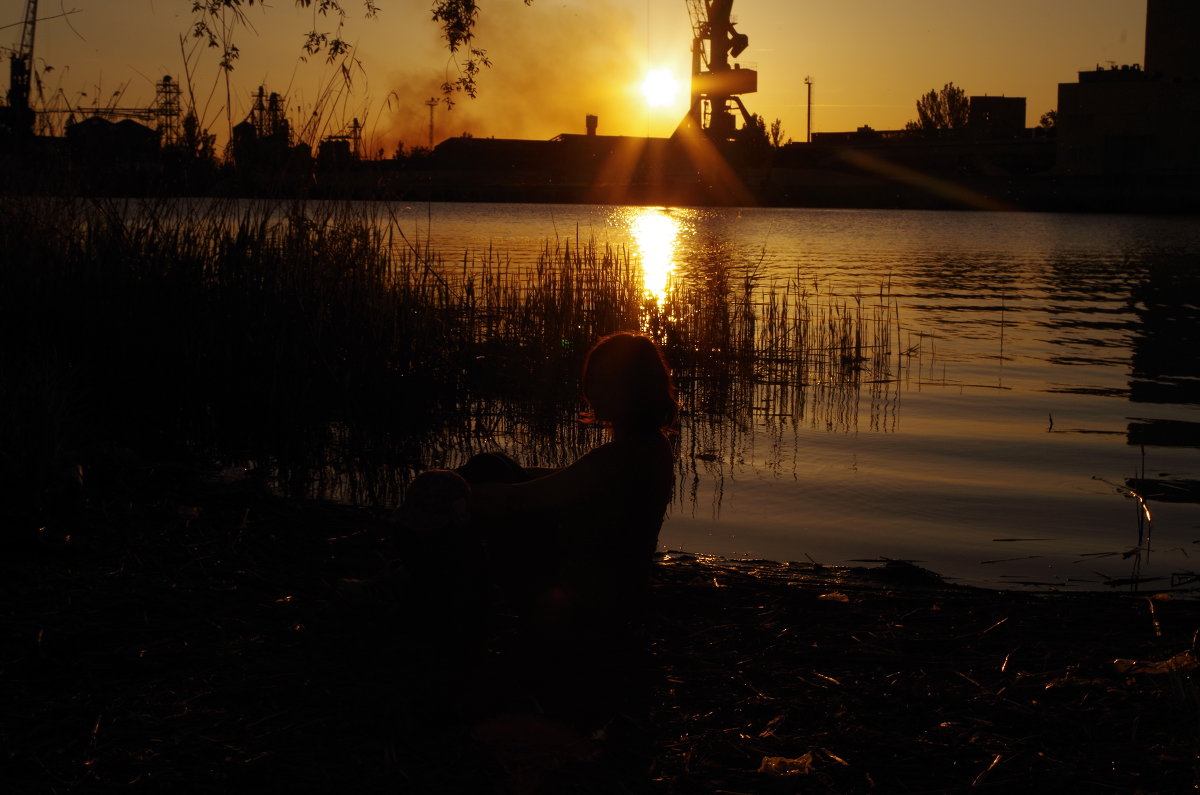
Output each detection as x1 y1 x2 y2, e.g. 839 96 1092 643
424 97 438 149
804 76 813 143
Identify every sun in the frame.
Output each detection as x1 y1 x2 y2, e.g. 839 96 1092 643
640 68 681 109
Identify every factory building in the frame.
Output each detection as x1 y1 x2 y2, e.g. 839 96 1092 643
1056 0 1200 176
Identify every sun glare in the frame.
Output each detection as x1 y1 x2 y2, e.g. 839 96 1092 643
640 68 681 109
630 209 682 302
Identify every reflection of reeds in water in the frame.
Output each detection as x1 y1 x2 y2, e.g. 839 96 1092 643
658 270 903 509
663 275 902 425
2 198 908 512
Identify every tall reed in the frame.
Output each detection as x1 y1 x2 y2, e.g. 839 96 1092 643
1 197 906 517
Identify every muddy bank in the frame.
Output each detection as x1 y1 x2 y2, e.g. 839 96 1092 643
649 554 1200 793
5 479 1199 792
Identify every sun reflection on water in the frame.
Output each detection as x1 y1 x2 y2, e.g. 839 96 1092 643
629 209 682 302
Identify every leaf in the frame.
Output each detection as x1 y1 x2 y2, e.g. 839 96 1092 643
759 752 815 776
1112 650 1198 675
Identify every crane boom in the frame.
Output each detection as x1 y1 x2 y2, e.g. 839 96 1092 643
5 0 38 136
684 0 708 67
18 0 38 60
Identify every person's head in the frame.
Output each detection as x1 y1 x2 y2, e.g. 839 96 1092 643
581 332 678 433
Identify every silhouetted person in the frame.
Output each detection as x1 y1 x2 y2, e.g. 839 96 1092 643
397 331 677 759
471 331 677 638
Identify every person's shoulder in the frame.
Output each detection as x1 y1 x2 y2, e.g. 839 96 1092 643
599 431 672 463
573 431 670 466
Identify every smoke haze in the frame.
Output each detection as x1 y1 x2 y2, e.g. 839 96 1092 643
377 1 649 151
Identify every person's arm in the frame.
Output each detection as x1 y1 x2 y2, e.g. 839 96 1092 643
470 447 610 520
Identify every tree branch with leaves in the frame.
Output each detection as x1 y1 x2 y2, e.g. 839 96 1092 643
190 0 529 103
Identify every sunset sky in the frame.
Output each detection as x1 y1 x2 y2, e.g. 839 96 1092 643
6 0 1146 152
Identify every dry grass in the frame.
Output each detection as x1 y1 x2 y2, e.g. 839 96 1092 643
6 481 1199 793
2 197 903 523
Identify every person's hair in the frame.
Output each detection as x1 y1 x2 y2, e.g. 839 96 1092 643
580 332 678 432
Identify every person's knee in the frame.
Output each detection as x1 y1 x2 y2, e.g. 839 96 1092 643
399 469 471 530
456 452 526 484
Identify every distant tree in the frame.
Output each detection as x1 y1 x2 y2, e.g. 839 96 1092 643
746 114 768 143
1038 109 1057 129
769 117 785 149
737 113 772 162
189 1 532 101
177 112 216 161
904 82 969 135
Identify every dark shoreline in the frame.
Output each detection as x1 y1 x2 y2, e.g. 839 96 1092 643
4 135 1199 214
6 477 1200 793
6 174 1199 215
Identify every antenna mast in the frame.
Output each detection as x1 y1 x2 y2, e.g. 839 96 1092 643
424 97 438 149
804 76 813 143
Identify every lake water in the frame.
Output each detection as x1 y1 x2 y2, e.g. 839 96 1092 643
393 201 1200 591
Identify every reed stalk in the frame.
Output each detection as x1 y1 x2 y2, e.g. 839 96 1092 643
1 197 907 516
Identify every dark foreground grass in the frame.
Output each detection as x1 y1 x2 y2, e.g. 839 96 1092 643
6 473 1200 793
1 197 900 524
0 197 629 515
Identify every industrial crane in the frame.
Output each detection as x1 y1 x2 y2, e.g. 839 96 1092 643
4 2 180 142
4 0 37 137
683 0 757 142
